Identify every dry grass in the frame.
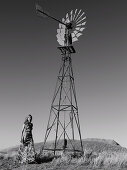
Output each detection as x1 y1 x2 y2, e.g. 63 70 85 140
76 150 127 169
1 139 127 169
93 151 127 168
1 151 127 170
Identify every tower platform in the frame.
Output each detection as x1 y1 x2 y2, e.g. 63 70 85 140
58 46 76 54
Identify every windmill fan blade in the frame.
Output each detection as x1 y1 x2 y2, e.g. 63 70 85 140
56 34 61 39
57 29 61 34
73 30 79 35
73 37 78 42
79 27 85 32
59 23 62 29
72 33 75 38
57 28 65 36
59 22 66 29
66 13 69 20
76 12 85 22
56 33 64 44
76 32 82 38
73 32 82 39
62 18 65 23
75 27 85 32
75 27 80 31
77 22 86 27
57 34 64 41
74 9 82 21
62 24 66 29
59 30 65 37
73 9 78 21
76 16 86 24
65 13 70 23
70 10 73 21
65 18 70 23
57 39 64 46
72 32 78 42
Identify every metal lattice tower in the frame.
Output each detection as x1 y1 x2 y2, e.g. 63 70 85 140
41 48 83 155
36 5 86 155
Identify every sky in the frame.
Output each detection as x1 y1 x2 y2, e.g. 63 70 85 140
0 0 127 150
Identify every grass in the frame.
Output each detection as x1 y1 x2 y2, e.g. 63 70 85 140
93 151 127 168
1 138 127 169
73 150 127 169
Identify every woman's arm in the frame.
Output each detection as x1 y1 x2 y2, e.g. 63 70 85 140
21 124 25 143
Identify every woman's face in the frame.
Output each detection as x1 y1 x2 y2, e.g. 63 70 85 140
28 116 32 122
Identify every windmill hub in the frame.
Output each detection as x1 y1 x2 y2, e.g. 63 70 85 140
66 22 73 29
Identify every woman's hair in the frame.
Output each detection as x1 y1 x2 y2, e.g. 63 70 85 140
24 114 32 124
28 114 32 119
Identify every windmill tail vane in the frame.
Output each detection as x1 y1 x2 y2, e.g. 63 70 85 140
36 4 66 25
35 4 48 18
36 4 86 156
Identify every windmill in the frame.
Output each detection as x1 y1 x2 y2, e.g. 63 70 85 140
36 4 86 156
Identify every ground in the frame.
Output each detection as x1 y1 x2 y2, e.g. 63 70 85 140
1 138 127 170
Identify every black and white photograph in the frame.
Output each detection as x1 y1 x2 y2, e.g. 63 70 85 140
0 0 127 169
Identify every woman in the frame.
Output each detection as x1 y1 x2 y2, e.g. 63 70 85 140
18 114 36 164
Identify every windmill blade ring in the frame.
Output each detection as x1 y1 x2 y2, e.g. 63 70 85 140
56 9 86 46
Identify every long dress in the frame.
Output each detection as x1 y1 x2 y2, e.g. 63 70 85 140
18 121 36 164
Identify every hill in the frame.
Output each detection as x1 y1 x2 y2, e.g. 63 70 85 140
1 138 127 170
1 138 126 155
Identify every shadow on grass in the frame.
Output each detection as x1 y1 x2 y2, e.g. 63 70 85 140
35 153 58 164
